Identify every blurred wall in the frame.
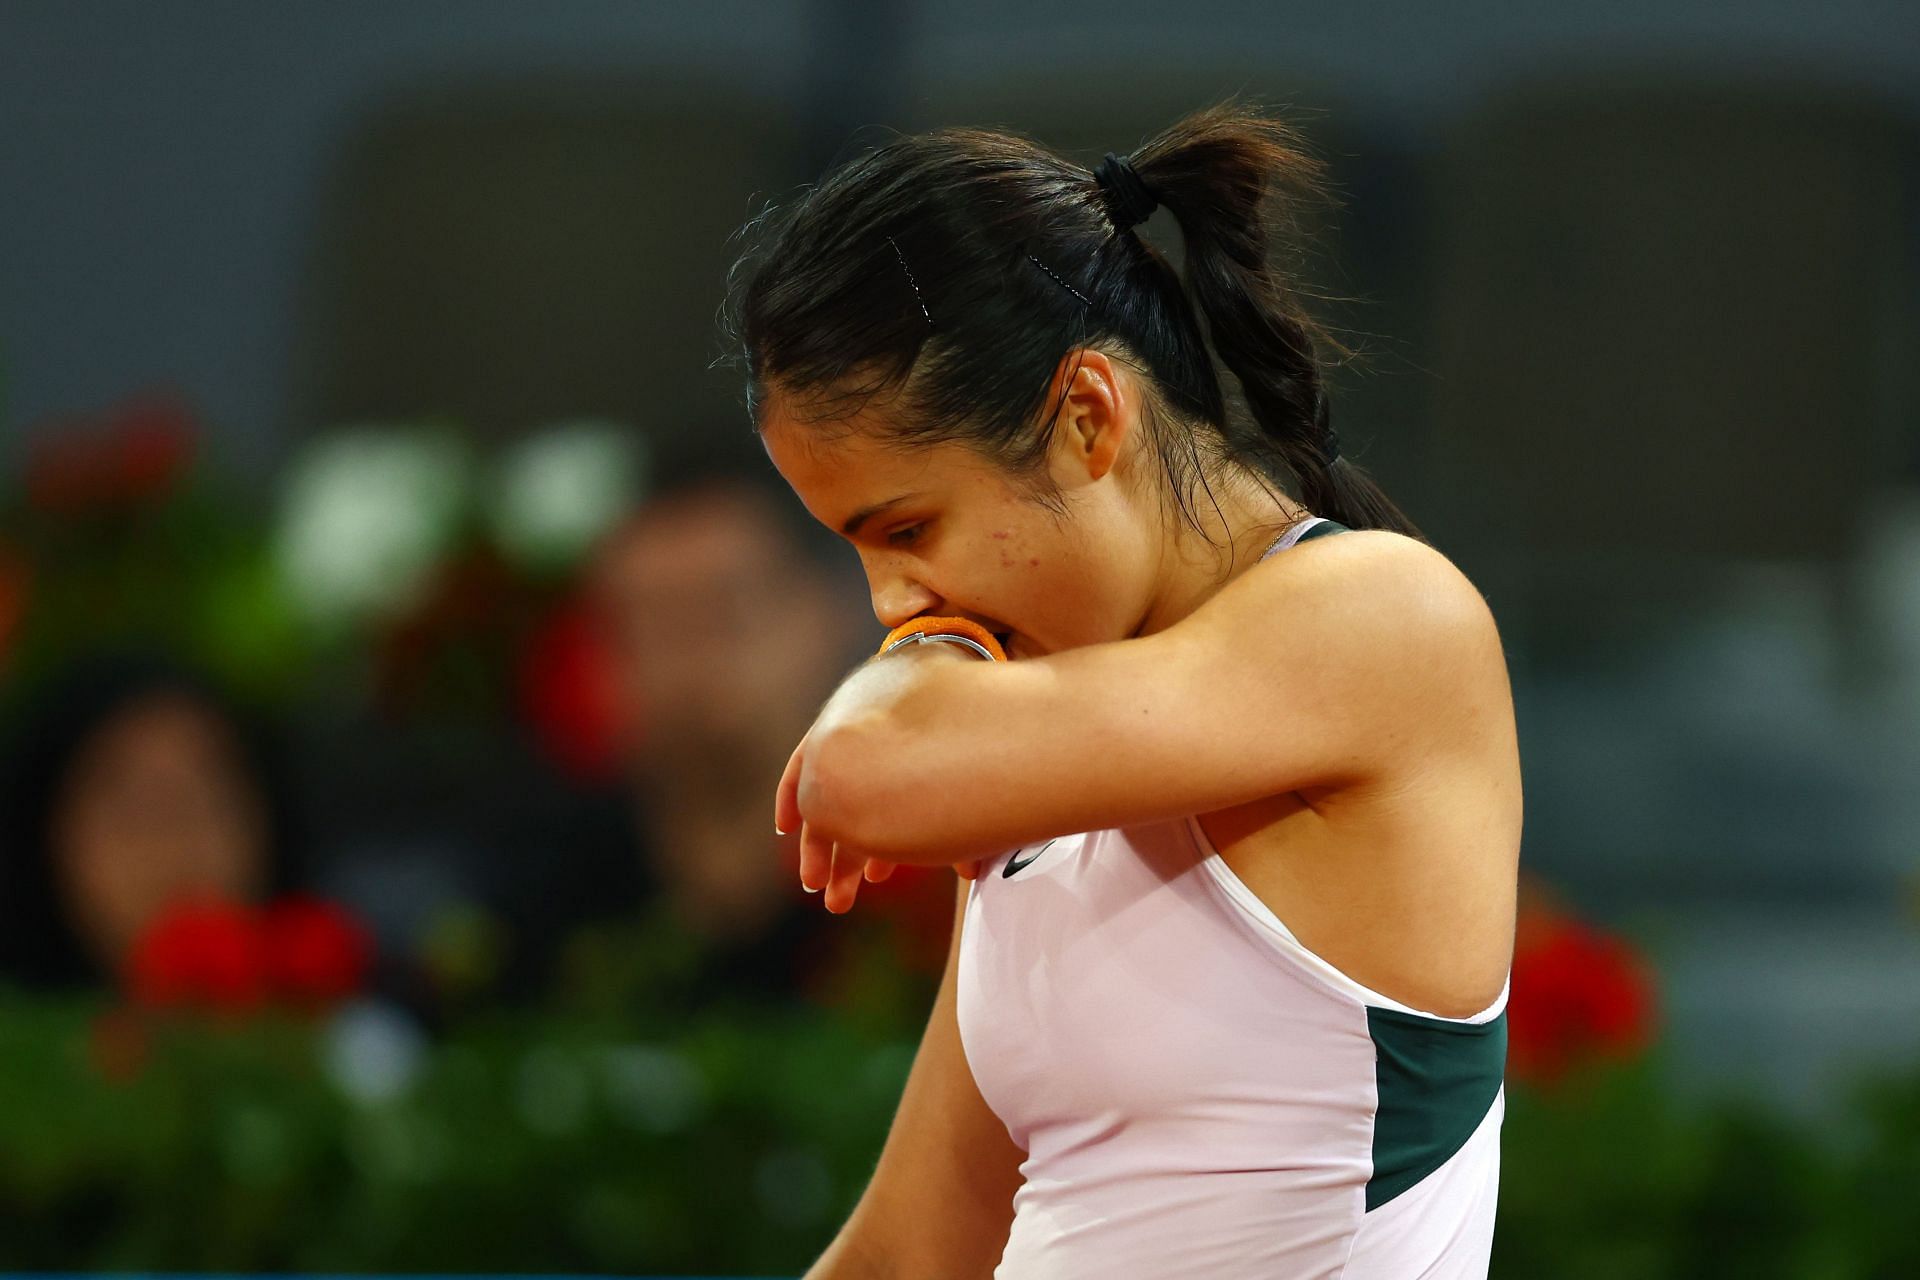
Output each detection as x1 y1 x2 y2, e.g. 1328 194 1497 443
4 0 1919 474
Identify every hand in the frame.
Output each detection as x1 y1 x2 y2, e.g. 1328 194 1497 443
775 729 886 913
776 731 984 913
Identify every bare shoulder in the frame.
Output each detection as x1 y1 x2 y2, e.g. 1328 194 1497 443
1191 527 1511 767
1273 527 1492 622
1215 527 1502 672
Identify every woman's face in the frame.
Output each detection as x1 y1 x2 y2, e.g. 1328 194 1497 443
50 692 269 969
758 353 1163 659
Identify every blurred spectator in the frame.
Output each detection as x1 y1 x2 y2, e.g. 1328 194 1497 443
0 651 302 990
490 467 867 1011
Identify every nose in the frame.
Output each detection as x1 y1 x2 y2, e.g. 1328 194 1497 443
865 556 940 631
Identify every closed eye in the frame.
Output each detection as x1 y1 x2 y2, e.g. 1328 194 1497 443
886 523 925 548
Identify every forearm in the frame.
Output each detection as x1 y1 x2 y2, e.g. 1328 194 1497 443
802 1222 896 1280
809 642 973 740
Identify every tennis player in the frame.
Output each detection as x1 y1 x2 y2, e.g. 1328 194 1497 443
729 100 1521 1279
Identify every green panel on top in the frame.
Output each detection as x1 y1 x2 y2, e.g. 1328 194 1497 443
1365 1004 1506 1211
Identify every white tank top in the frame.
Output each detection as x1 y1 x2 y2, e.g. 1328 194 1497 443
955 516 1509 1279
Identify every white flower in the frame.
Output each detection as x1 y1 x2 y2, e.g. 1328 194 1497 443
490 420 648 572
276 425 473 629
324 997 429 1105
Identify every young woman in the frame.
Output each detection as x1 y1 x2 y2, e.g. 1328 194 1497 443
726 101 1521 1279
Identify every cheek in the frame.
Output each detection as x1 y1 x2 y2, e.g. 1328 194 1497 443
989 529 1024 571
973 529 1110 629
984 526 1051 579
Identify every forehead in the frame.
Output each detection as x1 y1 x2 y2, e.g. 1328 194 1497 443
759 396 985 528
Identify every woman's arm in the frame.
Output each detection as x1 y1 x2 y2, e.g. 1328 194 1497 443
797 530 1507 863
804 880 1024 1278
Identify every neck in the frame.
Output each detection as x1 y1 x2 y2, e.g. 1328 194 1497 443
1135 475 1309 638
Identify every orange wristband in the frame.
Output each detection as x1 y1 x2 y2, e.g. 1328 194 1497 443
876 616 1008 663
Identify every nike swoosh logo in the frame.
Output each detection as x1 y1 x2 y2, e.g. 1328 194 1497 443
1002 839 1057 878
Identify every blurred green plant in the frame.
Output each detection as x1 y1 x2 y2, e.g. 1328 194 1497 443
0 984 1914 1275
0 989 918 1273
0 386 313 704
1485 890 1908 1278
4 392 1911 1275
0 395 649 776
1494 1058 1846 1279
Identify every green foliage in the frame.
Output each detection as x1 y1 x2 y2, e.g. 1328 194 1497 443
3 986 1914 1275
1830 1067 1920 1278
1492 1054 1920 1280
0 989 916 1273
0 470 313 706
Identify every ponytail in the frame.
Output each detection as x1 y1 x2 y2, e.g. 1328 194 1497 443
727 97 1424 543
1126 102 1424 540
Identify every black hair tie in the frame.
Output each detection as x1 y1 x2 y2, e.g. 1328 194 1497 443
1093 152 1159 232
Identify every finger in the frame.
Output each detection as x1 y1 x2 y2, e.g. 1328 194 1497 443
775 731 808 836
798 820 833 894
863 858 898 883
954 859 984 881
824 844 867 914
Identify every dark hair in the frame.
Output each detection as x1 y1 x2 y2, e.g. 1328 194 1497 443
0 650 304 990
718 97 1422 543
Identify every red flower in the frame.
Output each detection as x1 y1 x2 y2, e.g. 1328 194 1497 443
124 894 376 1015
1507 905 1657 1086
107 388 198 501
261 895 375 1010
22 386 198 514
126 897 270 1012
517 597 625 782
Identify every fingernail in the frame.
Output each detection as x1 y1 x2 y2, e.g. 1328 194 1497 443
802 882 820 893
775 823 787 835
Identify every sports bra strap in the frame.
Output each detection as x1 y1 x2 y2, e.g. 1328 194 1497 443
1295 518 1352 542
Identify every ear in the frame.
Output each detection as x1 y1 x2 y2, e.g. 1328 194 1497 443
1044 347 1133 488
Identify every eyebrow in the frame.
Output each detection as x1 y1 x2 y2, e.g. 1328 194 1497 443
841 492 928 538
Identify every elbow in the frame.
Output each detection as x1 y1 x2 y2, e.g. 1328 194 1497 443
801 662 979 861
802 711 960 861
798 715 904 856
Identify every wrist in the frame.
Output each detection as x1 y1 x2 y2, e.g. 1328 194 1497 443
880 632 996 662
876 616 1007 663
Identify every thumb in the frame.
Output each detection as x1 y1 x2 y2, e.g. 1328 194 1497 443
775 731 808 836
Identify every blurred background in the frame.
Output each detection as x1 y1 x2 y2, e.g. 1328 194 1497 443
2 1 1917 1275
